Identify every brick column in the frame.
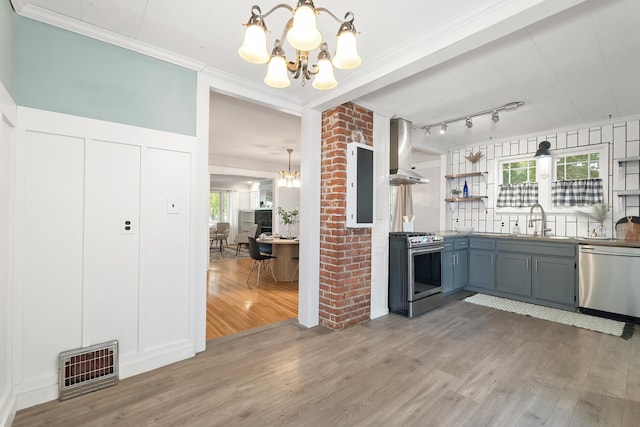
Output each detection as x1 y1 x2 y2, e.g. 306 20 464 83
319 102 373 330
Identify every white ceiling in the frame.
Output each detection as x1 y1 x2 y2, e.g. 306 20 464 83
11 0 640 180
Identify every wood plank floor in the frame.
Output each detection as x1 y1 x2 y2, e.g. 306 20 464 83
14 294 640 426
206 257 298 340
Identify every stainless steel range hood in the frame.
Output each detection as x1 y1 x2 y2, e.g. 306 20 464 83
389 118 429 185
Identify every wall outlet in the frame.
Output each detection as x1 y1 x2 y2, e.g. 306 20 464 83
121 218 134 235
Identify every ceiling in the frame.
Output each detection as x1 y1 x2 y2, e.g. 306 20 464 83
11 0 640 178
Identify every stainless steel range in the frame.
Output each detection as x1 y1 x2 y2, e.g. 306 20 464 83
389 232 444 317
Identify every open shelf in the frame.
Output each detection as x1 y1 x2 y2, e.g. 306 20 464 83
444 172 487 179
444 196 488 202
616 190 640 196
616 156 640 165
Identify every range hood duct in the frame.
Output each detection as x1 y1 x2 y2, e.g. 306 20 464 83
389 118 429 185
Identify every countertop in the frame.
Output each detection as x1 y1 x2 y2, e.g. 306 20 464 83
438 230 640 248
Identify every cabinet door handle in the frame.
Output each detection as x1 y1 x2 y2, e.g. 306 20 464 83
535 259 538 272
527 258 530 270
454 253 458 265
491 255 494 266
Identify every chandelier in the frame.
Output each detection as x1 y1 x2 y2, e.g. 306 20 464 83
278 149 301 188
238 0 361 90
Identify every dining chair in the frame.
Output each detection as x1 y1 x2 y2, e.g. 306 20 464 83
247 237 277 287
216 222 230 247
235 224 258 255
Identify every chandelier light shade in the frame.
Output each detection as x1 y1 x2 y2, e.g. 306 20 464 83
278 148 301 188
264 46 291 88
238 14 270 64
421 101 524 136
286 4 322 51
239 1 361 89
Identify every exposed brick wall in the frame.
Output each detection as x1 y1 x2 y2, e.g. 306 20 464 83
319 102 373 330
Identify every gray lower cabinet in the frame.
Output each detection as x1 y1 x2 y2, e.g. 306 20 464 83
496 252 532 296
495 240 576 308
442 237 468 294
532 255 575 305
468 238 496 290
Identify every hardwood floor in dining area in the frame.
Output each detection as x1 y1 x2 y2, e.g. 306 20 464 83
13 294 640 426
206 255 298 340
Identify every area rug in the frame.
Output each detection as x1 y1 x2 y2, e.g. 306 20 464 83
464 293 634 338
210 245 250 262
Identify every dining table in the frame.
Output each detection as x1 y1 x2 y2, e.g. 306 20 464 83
256 237 300 282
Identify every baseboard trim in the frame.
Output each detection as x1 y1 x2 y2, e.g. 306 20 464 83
0 389 16 427
15 342 196 410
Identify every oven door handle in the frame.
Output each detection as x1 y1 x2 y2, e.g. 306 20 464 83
410 245 444 255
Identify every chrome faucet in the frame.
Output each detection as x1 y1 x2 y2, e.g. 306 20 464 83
528 203 552 237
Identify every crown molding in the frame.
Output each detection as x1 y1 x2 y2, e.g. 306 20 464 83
10 0 24 13
17 4 206 71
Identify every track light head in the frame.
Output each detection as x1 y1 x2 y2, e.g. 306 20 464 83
424 126 431 136
440 123 447 135
465 117 473 128
491 111 500 123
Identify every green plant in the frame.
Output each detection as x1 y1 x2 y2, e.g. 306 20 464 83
276 207 299 225
577 203 608 223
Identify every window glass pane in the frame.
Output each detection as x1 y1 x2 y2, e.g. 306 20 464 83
210 192 221 223
556 151 600 180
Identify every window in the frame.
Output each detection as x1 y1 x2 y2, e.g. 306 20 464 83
552 150 603 208
494 145 608 213
210 191 230 224
556 153 600 180
502 160 536 184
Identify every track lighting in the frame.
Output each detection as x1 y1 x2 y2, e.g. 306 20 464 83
421 101 523 136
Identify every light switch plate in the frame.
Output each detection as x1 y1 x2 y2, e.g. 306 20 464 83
167 199 179 214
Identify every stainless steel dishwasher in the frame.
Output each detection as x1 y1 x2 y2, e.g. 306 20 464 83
579 244 640 318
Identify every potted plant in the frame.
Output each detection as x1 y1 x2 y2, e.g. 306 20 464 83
276 207 299 239
577 203 608 237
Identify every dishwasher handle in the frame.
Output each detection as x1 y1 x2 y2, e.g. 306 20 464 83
580 246 640 257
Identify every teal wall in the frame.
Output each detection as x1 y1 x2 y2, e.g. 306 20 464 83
0 0 15 98
16 17 197 136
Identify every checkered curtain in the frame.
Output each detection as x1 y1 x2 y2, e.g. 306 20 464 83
496 183 539 207
552 178 603 207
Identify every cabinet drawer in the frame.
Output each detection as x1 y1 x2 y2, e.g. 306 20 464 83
469 238 495 250
454 239 469 250
497 240 575 257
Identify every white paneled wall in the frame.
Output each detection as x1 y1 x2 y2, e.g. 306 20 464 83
446 116 640 237
14 108 198 409
0 85 16 427
84 141 141 357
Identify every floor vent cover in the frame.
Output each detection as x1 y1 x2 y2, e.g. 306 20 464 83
58 340 119 401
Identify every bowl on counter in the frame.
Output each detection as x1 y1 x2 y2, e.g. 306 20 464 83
456 226 474 235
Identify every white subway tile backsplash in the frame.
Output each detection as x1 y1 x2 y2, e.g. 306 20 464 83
628 119 640 141
495 144 503 158
578 128 589 146
626 173 639 190
601 124 613 143
557 132 567 150
447 117 640 237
